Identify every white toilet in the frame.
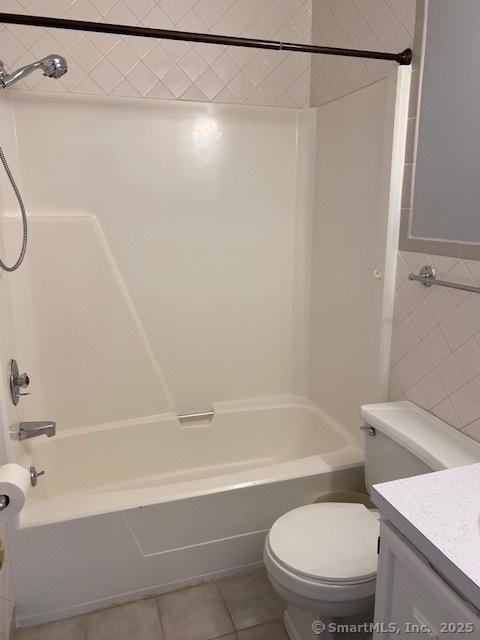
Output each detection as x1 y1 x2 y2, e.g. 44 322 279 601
264 401 480 640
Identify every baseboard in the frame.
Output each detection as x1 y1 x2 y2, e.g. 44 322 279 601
16 561 263 628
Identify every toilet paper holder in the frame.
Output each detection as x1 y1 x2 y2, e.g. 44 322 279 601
0 465 45 510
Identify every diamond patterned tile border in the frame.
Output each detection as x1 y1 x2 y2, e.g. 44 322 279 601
390 251 480 443
0 0 312 107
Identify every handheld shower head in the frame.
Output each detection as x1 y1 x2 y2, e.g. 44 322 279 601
0 54 68 89
39 54 68 79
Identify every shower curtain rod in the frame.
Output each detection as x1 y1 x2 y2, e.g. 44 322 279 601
0 13 412 65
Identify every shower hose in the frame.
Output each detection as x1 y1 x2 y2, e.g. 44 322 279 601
0 144 27 272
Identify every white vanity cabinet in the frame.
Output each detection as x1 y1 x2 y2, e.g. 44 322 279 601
373 523 480 639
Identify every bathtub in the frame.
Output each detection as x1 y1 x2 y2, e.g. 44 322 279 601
11 396 364 626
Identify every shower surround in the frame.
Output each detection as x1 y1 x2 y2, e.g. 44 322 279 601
4 94 313 423
0 66 408 624
0 0 415 632
0 0 479 634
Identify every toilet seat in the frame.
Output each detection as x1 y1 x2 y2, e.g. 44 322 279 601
266 503 379 586
264 541 376 610
264 503 379 616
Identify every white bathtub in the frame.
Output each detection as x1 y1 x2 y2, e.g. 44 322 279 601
11 397 364 626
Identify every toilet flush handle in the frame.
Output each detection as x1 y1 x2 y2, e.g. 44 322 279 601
359 425 376 437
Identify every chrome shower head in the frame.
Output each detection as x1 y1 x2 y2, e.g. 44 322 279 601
0 54 68 89
38 54 68 79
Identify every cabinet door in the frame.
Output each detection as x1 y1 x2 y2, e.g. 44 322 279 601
374 523 480 640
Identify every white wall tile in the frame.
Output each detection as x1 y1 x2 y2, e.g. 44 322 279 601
310 0 414 107
391 356 415 394
397 276 426 313
390 251 480 443
455 338 480 382
422 327 450 367
107 40 139 75
436 354 467 396
459 295 480 334
463 418 480 441
407 342 432 381
430 255 459 279
439 309 471 352
450 384 480 428
431 397 462 430
419 369 447 409
443 261 475 306
409 299 436 339
390 337 403 366
0 0 313 107
388 373 402 401
404 382 428 410
393 316 419 354
426 287 455 324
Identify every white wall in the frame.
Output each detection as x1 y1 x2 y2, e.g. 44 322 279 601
309 74 405 434
6 93 314 428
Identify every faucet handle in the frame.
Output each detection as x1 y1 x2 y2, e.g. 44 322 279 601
30 466 45 487
15 372 29 388
9 360 30 406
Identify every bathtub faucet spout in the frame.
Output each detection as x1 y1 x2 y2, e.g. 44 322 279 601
10 421 56 441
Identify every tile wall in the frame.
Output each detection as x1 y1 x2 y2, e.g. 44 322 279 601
0 0 312 108
310 0 415 106
390 1 480 443
390 252 480 442
0 0 421 109
315 0 480 443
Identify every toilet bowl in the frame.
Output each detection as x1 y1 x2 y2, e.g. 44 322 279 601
264 502 379 639
264 401 480 639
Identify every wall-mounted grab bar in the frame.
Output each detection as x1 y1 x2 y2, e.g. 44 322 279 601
408 265 480 295
177 410 214 424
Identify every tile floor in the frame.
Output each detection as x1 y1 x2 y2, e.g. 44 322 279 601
13 569 288 640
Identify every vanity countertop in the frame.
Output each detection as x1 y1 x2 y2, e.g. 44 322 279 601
371 462 480 611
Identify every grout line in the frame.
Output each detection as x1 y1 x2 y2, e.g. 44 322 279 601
153 597 166 640
233 617 286 638
216 572 286 635
216 578 237 637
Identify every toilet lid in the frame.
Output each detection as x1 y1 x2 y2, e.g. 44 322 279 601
267 503 380 584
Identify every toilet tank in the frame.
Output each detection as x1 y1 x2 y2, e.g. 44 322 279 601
360 401 480 492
